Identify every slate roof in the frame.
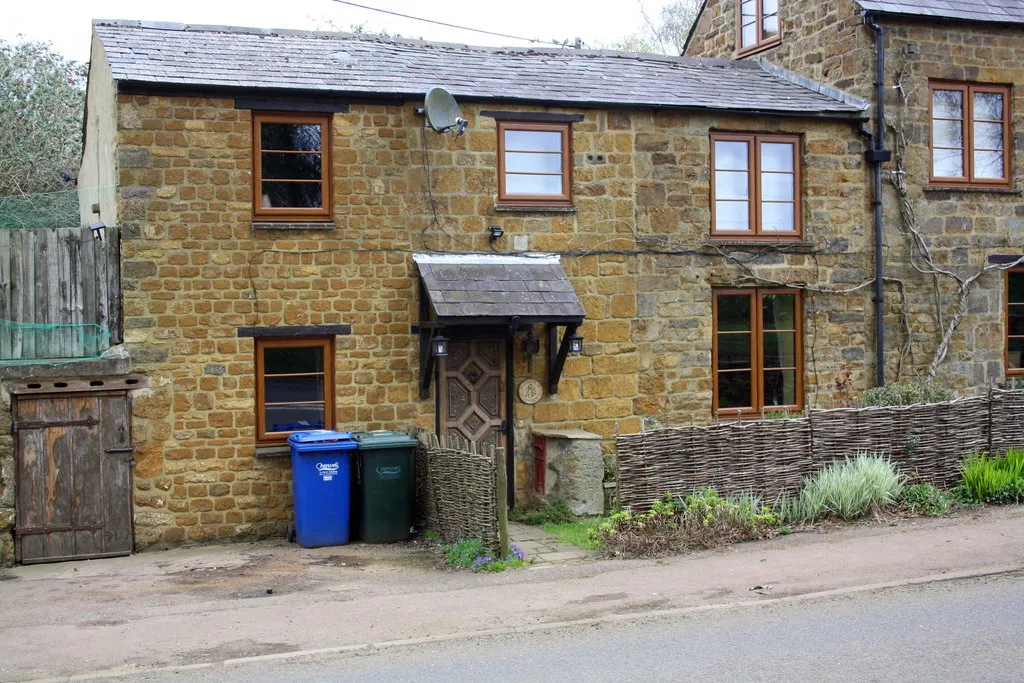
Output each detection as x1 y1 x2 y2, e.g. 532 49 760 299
413 254 586 322
856 0 1024 23
92 20 867 118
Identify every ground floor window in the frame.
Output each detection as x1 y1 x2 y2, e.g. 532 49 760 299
713 288 803 415
1008 270 1024 374
255 337 334 442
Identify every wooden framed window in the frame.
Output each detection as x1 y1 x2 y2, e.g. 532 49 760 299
737 0 782 55
711 133 801 239
252 112 332 221
255 338 335 442
713 288 803 415
930 83 1011 187
1008 269 1024 375
497 121 572 207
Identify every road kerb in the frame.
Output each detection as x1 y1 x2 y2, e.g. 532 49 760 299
28 564 1023 683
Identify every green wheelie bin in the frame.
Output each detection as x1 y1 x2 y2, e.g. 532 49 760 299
352 431 418 542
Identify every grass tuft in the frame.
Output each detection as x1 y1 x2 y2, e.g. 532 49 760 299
955 448 1024 504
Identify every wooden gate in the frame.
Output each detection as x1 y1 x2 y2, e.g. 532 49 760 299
14 392 133 564
439 340 507 454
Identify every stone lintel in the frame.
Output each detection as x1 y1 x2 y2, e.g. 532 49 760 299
532 428 602 440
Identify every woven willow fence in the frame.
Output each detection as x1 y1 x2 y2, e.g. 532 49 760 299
618 389 1024 511
415 432 502 552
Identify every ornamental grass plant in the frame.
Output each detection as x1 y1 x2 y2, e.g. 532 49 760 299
780 453 905 523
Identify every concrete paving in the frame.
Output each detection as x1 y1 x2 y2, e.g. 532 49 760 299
507 521 594 563
0 505 1022 681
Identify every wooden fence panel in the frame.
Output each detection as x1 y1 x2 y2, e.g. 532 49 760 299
988 390 1024 456
616 393 1015 510
0 226 120 361
809 397 989 486
617 418 812 511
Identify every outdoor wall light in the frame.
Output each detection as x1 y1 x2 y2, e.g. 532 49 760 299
431 334 449 357
488 225 504 242
568 332 584 355
88 221 106 242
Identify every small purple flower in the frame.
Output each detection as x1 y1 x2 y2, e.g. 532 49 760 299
470 555 494 572
509 544 526 561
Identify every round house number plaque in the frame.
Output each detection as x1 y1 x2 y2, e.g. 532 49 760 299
517 378 544 405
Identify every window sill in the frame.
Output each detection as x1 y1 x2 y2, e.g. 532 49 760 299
924 186 1020 195
494 204 578 213
736 38 782 59
253 220 338 230
706 239 814 248
255 444 291 458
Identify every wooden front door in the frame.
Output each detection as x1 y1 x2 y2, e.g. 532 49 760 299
439 340 507 453
14 392 133 564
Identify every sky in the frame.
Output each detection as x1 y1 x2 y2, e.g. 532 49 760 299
1 0 678 62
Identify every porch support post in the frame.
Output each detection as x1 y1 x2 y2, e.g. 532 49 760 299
546 322 579 395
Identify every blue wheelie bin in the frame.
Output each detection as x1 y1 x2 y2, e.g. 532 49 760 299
287 430 357 548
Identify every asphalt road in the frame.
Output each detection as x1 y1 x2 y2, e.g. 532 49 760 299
126 572 1024 682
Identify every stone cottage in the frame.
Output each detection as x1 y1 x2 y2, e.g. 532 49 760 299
685 0 1024 388
2 18 887 562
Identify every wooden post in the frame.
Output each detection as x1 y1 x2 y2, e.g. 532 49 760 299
494 445 509 558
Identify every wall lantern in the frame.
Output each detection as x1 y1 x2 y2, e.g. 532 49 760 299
488 225 504 243
568 332 584 355
431 334 449 357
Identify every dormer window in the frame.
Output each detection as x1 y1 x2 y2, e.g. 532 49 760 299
738 0 782 55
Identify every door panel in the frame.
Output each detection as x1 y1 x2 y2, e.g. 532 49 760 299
439 340 507 453
15 392 133 564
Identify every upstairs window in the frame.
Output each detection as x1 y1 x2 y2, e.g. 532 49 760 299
738 0 782 55
930 83 1011 187
713 289 803 416
255 338 334 442
711 133 801 239
1009 270 1024 375
497 121 572 207
253 112 332 221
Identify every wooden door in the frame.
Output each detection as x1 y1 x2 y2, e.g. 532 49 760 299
439 340 507 454
14 392 133 564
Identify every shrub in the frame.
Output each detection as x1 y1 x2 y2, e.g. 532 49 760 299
858 380 955 407
898 483 954 516
508 500 576 525
780 454 905 523
442 538 487 568
956 448 1024 504
595 489 779 558
441 538 528 572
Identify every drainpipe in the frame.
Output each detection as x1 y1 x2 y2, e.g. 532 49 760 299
863 12 891 388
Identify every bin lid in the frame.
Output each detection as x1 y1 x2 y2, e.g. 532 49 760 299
288 430 357 448
353 430 419 450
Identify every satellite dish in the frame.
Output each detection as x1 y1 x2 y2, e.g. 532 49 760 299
424 87 468 136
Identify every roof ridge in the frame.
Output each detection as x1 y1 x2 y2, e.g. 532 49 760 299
91 19 768 68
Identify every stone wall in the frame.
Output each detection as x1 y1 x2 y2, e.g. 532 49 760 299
115 92 870 545
686 1 1024 388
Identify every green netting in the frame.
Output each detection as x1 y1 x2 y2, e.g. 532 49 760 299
0 188 79 229
0 185 116 230
0 319 112 364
